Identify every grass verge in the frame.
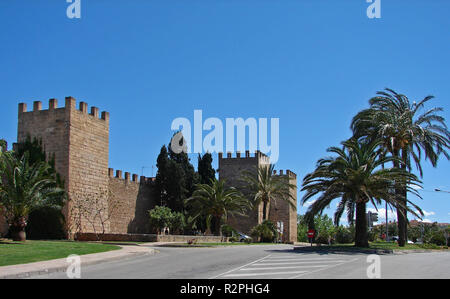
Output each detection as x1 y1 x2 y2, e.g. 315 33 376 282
298 241 448 251
0 239 120 267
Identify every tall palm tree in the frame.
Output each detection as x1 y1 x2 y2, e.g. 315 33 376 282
0 153 65 241
351 88 450 246
241 164 296 221
301 139 422 247
185 179 250 235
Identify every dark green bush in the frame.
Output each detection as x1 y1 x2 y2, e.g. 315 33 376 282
250 220 278 243
229 236 239 242
315 233 329 244
26 206 66 240
244 237 253 243
221 224 237 238
334 226 353 244
429 230 446 246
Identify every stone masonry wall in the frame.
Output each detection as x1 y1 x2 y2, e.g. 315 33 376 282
108 169 156 234
17 100 70 189
218 151 270 235
66 98 110 235
269 170 298 243
17 98 110 236
219 151 297 243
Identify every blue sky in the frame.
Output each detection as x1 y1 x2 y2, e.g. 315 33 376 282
0 0 449 224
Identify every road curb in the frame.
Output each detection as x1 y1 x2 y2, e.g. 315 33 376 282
0 245 155 279
293 246 393 254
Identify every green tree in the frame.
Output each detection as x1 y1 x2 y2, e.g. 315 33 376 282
297 215 308 242
170 211 186 235
14 136 65 189
301 139 422 247
155 133 199 212
0 139 7 152
314 214 335 244
241 164 296 221
298 214 336 244
148 205 174 234
351 88 450 246
168 133 198 198
186 179 250 235
198 153 216 185
155 145 187 211
0 153 65 241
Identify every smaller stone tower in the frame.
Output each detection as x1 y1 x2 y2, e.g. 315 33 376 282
218 151 297 243
269 170 298 243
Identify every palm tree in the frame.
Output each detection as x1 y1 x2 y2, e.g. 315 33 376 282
241 164 296 221
301 139 422 247
0 153 65 241
185 179 250 235
351 88 450 246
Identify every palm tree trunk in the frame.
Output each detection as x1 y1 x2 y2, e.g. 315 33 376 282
262 201 268 221
397 148 409 247
392 148 406 247
355 201 369 248
214 216 222 236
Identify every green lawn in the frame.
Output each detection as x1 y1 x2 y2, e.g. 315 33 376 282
369 241 445 250
310 241 447 251
0 240 120 267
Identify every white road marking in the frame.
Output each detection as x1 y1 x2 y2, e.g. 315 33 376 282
253 260 347 266
265 257 347 261
240 265 329 271
212 253 361 279
209 254 272 279
262 258 346 262
223 271 308 277
289 258 360 279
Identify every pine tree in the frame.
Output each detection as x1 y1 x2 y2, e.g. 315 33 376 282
155 133 199 212
197 153 216 185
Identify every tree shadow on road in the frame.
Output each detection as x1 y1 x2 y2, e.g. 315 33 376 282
263 247 392 256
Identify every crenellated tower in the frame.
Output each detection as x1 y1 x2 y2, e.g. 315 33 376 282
218 151 297 243
17 97 110 237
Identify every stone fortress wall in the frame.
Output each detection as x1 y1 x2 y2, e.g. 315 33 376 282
1 97 297 243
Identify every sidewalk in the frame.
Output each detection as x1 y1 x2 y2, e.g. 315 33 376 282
0 245 155 279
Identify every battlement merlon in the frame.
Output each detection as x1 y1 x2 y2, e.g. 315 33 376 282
18 97 109 122
218 150 270 161
275 169 297 179
108 167 155 184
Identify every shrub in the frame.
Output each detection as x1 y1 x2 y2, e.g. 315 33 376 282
334 226 353 244
250 220 278 243
221 224 237 237
229 236 239 243
368 230 378 242
315 233 329 245
26 206 66 240
429 230 446 246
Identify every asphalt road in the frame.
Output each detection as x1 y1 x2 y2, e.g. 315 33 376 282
33 244 450 279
